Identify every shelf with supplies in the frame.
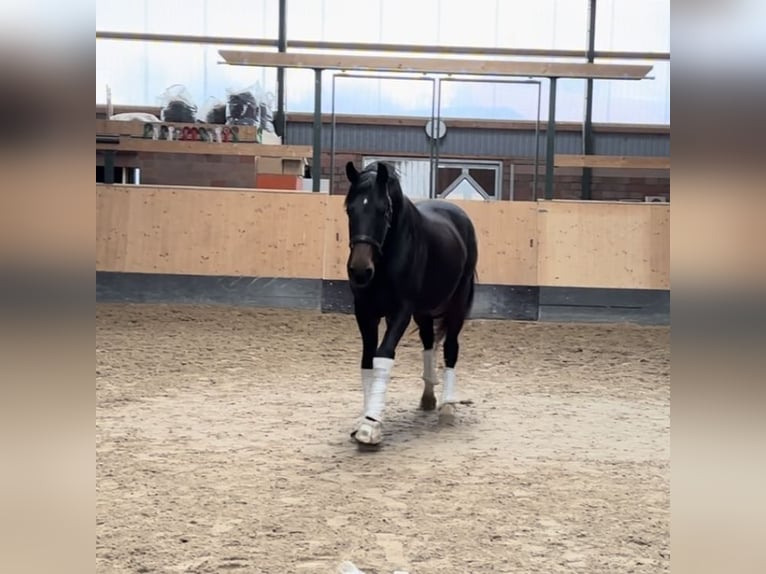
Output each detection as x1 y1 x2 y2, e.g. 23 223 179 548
96 118 312 187
96 119 311 159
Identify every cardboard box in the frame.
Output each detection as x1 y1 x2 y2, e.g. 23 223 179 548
257 157 283 174
282 158 306 176
256 157 307 176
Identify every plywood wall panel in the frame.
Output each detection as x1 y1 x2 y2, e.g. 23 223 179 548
649 204 671 288
536 201 669 289
97 185 669 290
96 186 130 271
453 200 538 285
321 198 538 284
97 185 326 278
322 196 349 280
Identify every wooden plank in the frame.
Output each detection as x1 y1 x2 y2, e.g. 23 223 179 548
96 136 312 158
97 184 326 278
322 196 349 281
321 197 538 285
554 154 670 170
454 200 539 285
97 30 670 62
536 201 669 290
96 185 669 290
219 50 653 80
96 185 130 270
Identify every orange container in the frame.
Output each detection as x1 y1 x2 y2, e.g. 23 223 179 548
255 174 304 190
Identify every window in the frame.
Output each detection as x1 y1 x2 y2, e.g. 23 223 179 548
437 162 499 200
362 157 501 200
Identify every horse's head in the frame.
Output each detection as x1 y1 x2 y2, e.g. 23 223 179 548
344 161 393 288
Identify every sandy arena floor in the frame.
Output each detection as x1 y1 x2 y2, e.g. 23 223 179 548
96 304 669 573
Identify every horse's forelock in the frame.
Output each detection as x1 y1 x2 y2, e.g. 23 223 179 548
345 162 403 212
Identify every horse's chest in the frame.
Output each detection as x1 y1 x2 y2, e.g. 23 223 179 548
353 280 397 314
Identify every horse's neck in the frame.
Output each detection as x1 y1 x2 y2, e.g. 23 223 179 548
381 197 424 280
391 196 420 243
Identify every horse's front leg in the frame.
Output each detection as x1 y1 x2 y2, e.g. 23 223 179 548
354 307 379 415
353 304 412 446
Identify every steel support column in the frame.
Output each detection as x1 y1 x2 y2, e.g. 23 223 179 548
544 77 558 200
103 151 115 185
582 0 597 200
275 0 287 140
312 68 322 193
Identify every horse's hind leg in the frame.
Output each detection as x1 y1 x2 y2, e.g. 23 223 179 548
414 313 437 411
439 310 467 425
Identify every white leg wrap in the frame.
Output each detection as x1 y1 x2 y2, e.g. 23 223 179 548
441 367 457 404
364 357 394 422
361 369 374 412
422 348 439 386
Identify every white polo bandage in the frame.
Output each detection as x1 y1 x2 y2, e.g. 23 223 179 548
364 357 394 421
441 367 457 404
361 368 374 411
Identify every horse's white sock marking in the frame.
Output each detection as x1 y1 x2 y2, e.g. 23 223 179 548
422 348 439 386
361 369 374 411
364 357 394 421
441 367 457 404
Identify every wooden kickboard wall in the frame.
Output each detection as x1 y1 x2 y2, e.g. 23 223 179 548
96 185 327 279
96 185 669 290
536 201 670 289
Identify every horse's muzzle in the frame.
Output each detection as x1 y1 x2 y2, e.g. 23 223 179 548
348 264 374 288
347 242 376 288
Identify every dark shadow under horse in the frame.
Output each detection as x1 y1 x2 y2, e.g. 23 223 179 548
344 161 478 446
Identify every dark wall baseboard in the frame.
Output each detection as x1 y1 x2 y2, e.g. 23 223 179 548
96 272 321 310
539 286 670 325
96 272 669 325
320 280 539 321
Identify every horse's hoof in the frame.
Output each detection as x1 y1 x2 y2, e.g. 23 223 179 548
420 393 437 411
351 418 382 446
438 403 457 426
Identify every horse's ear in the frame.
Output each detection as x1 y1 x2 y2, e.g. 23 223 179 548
345 161 359 184
376 163 389 188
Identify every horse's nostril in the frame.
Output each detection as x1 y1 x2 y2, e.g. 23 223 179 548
349 265 374 286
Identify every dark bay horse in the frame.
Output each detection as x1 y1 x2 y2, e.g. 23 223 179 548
344 161 478 446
